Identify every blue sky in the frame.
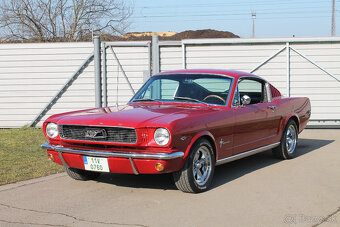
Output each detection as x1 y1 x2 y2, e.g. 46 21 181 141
130 0 340 38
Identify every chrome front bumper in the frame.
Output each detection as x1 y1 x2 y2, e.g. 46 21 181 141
42 143 184 175
41 143 184 160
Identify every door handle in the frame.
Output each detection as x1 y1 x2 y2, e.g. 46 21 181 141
268 105 276 111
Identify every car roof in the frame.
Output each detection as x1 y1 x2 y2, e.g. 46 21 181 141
155 69 259 80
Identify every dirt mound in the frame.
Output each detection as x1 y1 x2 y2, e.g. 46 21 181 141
100 29 239 41
3 29 239 43
166 29 239 40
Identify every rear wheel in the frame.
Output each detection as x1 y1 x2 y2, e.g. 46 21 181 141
173 138 215 193
273 119 298 159
65 167 101 181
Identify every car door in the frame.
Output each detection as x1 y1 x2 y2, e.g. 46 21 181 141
232 78 280 155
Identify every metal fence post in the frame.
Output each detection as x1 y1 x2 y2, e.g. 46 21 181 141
94 36 102 108
152 35 160 74
182 43 186 69
147 41 152 77
286 42 290 97
102 43 108 107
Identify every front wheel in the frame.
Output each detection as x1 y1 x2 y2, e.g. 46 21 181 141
173 138 215 193
65 167 101 181
272 119 298 159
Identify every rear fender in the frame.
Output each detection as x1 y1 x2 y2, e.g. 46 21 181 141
280 113 299 137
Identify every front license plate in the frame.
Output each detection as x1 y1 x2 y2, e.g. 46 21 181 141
83 156 110 172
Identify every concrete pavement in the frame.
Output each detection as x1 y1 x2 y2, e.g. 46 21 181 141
0 129 339 227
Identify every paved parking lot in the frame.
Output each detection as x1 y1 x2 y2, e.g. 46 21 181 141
0 129 339 227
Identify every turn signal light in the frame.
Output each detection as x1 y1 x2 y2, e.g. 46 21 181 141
155 163 164 172
48 153 54 162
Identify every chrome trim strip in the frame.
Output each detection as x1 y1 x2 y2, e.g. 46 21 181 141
129 158 139 175
59 124 136 129
42 143 184 160
215 142 280 166
58 151 69 168
265 82 273 103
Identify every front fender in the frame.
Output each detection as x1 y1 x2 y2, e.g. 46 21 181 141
183 131 216 159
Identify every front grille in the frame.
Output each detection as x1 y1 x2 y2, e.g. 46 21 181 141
59 125 137 144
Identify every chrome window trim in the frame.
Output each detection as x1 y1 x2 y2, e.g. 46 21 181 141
231 76 270 108
265 82 273 103
231 85 240 107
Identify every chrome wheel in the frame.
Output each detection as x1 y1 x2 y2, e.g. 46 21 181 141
192 145 212 186
272 120 298 160
286 124 297 154
173 138 215 193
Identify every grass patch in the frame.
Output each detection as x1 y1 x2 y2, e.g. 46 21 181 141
0 128 64 185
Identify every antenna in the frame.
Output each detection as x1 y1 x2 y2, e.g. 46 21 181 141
331 0 336 36
251 12 256 38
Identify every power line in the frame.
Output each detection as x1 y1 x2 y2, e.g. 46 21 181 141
132 15 332 24
133 6 331 18
134 0 326 9
131 10 331 19
332 0 336 36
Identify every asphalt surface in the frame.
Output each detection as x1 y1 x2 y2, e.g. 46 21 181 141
0 129 339 227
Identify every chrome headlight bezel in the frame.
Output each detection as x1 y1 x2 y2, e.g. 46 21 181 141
154 128 170 146
46 122 59 139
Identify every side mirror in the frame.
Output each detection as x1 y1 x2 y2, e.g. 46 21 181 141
241 95 251 106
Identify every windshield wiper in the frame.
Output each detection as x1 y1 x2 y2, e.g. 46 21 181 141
132 98 160 102
173 96 209 106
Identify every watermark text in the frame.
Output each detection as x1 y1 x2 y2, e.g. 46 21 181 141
283 213 337 224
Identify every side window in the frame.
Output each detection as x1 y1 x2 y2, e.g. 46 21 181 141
235 78 267 105
232 86 240 106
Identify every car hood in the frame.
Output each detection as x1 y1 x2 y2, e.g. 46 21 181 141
48 103 220 128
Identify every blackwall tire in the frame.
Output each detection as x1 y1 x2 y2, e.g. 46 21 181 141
65 167 101 181
173 138 215 193
273 119 298 160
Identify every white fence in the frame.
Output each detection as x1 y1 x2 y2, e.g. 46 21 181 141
0 41 151 127
0 37 339 128
159 37 340 126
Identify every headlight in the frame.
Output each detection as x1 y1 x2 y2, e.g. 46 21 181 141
154 128 170 146
46 123 59 138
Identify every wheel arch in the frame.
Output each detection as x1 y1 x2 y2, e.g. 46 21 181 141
285 114 300 132
183 131 216 160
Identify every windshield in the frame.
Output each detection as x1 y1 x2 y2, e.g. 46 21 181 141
130 74 233 106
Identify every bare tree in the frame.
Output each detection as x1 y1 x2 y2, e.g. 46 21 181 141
0 0 133 42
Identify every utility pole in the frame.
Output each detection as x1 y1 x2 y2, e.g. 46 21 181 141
331 0 336 36
251 12 256 38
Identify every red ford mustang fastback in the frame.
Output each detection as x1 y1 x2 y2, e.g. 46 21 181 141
42 69 311 193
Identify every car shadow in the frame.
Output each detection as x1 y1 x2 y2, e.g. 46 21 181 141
212 138 334 189
95 138 333 191
96 172 177 190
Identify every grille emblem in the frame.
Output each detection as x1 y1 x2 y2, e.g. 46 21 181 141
85 128 107 139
